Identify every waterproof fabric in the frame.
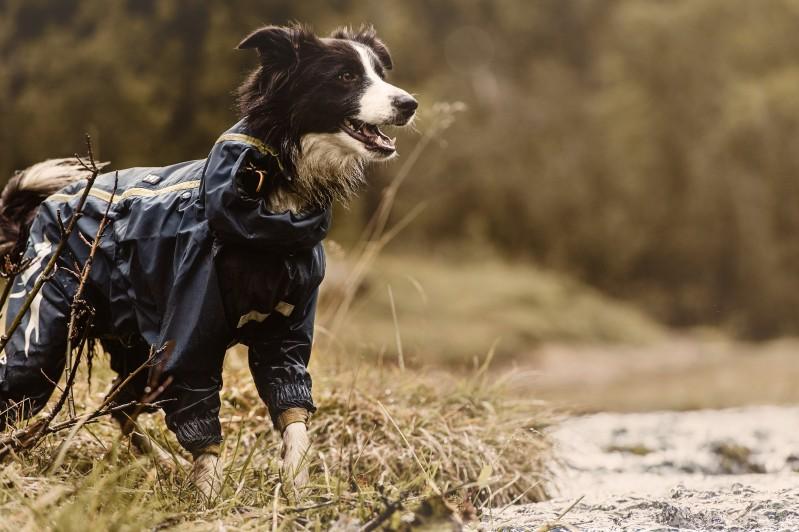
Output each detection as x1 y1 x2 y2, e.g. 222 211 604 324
0 120 330 452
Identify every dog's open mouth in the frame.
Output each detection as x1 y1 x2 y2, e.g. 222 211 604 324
341 119 396 155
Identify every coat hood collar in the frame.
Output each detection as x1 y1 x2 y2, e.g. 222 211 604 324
201 121 331 249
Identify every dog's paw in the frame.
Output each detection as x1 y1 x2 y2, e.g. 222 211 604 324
281 422 311 494
191 451 224 500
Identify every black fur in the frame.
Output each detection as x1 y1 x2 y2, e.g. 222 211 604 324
236 23 393 180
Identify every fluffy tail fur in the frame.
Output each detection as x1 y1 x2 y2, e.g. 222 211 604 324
0 158 101 263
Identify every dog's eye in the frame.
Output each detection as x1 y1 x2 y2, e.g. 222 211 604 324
338 71 357 83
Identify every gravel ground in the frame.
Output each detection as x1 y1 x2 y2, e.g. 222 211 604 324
486 406 799 531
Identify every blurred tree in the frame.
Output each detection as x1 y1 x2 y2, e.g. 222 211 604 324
2 0 799 338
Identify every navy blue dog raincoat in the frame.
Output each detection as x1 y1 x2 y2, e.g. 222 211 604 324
0 120 329 453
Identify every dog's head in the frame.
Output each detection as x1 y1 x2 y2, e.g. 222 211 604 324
237 24 417 208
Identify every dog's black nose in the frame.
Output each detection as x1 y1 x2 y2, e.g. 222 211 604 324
394 95 418 115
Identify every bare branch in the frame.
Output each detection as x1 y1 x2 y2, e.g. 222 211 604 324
0 139 104 355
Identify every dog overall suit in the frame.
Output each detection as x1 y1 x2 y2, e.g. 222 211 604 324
0 120 328 454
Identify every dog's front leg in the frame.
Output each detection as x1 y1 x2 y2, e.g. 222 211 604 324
161 375 226 500
278 408 311 491
191 444 224 499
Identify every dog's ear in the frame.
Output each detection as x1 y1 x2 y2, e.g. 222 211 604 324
237 24 319 66
331 24 393 70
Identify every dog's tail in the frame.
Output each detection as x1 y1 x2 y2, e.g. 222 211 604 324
0 158 99 263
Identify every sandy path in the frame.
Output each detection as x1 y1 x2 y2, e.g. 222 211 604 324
488 406 799 531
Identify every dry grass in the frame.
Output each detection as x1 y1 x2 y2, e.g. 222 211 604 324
0 345 552 530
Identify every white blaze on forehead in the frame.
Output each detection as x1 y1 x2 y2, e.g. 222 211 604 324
351 43 410 124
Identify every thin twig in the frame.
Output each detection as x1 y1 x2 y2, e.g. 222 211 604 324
0 137 102 355
555 495 584 521
0 147 123 459
40 324 91 440
50 350 173 473
272 482 282 531
64 172 116 412
39 170 117 438
0 399 167 458
387 285 405 371
535 495 585 532
0 273 15 318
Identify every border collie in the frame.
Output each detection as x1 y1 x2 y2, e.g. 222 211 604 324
237 23 417 213
0 23 416 498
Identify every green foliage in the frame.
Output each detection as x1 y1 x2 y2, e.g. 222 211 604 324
2 0 798 337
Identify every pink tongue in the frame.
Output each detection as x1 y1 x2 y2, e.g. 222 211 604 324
360 124 395 149
369 126 394 148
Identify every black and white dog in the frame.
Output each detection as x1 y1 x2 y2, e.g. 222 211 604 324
0 24 416 496
237 23 417 213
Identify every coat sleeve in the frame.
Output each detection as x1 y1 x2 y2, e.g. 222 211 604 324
246 288 319 428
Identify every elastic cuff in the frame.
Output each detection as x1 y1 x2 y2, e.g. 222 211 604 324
265 381 316 424
192 444 221 459
169 416 223 455
276 407 309 433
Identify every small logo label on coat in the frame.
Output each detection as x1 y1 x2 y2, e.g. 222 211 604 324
142 173 162 185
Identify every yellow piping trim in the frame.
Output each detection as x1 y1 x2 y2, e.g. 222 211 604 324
46 180 200 205
46 131 280 205
215 133 284 170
